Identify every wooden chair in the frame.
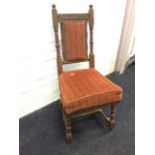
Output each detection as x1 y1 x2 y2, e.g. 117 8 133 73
52 4 123 143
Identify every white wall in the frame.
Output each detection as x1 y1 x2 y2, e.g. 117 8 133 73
19 0 126 117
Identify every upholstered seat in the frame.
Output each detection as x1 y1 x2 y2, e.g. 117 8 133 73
59 68 123 114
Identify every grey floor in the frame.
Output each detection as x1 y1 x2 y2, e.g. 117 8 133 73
20 64 135 155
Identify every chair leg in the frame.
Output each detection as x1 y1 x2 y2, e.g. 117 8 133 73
63 112 72 143
109 105 116 130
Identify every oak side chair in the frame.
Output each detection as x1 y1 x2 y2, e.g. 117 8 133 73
52 4 123 143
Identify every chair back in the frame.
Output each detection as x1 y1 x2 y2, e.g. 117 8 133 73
52 4 94 75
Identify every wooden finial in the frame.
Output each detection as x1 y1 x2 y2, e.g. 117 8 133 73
89 4 93 8
52 4 56 8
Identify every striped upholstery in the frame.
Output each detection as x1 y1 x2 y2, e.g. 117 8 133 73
59 69 123 114
61 21 87 61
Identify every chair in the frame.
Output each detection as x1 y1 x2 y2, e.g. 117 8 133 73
52 4 123 143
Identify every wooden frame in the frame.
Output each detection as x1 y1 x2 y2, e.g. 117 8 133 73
62 104 117 143
52 4 117 143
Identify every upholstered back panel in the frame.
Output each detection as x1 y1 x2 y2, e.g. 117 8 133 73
61 20 88 61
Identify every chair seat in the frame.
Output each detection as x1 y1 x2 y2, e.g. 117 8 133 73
59 68 123 114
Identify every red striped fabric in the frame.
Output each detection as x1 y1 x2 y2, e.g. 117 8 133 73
62 21 87 61
59 69 123 114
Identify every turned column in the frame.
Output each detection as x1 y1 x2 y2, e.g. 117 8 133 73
52 4 63 75
62 111 72 143
88 5 95 68
109 105 116 130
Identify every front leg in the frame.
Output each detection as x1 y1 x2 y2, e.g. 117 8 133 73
109 105 116 130
63 111 72 143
